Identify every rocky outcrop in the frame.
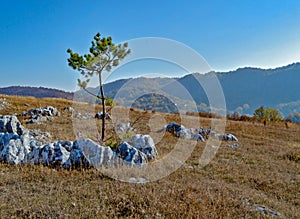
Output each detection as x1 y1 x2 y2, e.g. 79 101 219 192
0 115 154 169
20 106 61 124
0 132 30 165
163 122 206 142
0 115 25 135
115 142 148 167
95 112 112 120
163 122 238 144
63 138 115 169
63 106 74 112
130 134 158 160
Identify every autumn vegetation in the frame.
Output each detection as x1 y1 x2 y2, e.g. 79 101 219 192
0 94 299 218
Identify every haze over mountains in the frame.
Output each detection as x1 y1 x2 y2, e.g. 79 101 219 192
1 63 299 116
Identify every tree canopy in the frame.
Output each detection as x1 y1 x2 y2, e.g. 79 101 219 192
254 106 283 122
67 33 130 141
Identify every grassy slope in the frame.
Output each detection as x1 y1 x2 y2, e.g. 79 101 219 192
0 94 299 218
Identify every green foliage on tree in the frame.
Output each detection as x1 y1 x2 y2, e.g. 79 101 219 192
254 106 265 121
254 106 283 122
67 33 130 142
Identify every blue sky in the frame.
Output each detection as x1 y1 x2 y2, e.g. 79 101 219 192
1 0 300 91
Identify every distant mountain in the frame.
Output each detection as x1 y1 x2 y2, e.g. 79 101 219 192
1 63 300 116
93 62 300 116
0 86 73 100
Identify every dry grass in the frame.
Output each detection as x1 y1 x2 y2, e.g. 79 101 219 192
0 94 300 218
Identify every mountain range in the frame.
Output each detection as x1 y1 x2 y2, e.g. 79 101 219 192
1 63 300 116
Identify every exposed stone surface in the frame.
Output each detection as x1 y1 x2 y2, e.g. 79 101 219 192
64 138 114 169
0 115 156 170
0 132 30 165
115 142 148 167
0 115 25 135
130 134 158 160
163 122 238 144
21 106 61 117
95 112 112 120
210 132 239 142
63 106 74 112
256 205 280 217
163 122 206 141
20 106 60 124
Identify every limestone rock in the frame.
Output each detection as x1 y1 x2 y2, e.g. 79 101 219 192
130 134 158 160
0 132 30 165
95 112 112 120
20 106 60 124
115 142 148 166
63 139 115 169
63 106 74 112
0 115 25 135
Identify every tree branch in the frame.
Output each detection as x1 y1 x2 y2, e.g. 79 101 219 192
83 87 101 99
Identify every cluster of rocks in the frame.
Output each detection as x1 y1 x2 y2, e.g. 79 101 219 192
163 122 238 145
62 106 74 112
95 112 112 120
19 106 61 124
0 115 158 169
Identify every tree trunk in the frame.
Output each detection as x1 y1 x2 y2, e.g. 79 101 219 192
99 74 105 142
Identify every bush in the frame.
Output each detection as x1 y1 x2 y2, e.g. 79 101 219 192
254 106 283 122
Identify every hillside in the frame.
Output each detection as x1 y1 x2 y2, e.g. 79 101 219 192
99 63 300 115
0 86 73 100
0 94 299 218
1 63 300 116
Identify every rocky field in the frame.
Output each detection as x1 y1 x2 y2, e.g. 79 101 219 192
0 94 299 218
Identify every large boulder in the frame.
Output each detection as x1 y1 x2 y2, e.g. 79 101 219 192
0 132 30 165
115 142 148 167
0 115 25 135
28 140 71 166
63 138 114 169
130 134 158 160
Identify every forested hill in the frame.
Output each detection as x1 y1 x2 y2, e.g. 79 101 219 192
0 86 73 100
1 63 300 116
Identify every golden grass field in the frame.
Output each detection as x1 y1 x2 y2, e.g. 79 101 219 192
0 94 299 218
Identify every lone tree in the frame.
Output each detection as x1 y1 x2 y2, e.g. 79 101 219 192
67 33 130 142
254 106 283 122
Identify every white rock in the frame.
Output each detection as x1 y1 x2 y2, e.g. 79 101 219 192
0 115 25 135
63 138 114 169
0 132 30 165
95 112 112 120
131 134 158 160
115 142 148 167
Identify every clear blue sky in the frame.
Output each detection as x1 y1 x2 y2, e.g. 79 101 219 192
1 0 300 91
